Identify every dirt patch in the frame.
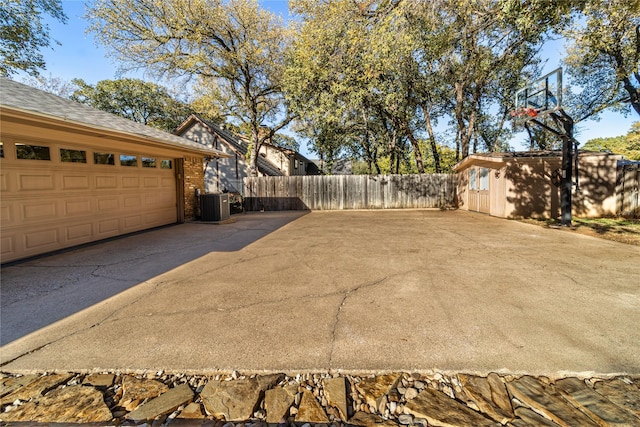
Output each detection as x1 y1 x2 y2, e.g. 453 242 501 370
518 217 640 246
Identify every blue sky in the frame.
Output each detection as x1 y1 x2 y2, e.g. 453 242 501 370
20 0 639 156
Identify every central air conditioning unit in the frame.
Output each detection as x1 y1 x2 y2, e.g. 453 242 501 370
200 193 230 222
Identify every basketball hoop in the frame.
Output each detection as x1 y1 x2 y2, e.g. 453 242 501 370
510 107 539 119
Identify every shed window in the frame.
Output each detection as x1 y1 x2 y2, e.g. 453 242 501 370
0 141 4 158
160 159 172 169
469 168 477 190
142 157 156 168
94 152 115 165
16 144 50 160
60 148 87 163
479 168 489 191
120 154 138 167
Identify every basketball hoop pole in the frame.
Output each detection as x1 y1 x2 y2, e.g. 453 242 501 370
514 68 577 226
530 109 575 226
554 112 574 227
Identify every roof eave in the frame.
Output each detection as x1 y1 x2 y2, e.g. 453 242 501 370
453 155 507 171
1 106 232 158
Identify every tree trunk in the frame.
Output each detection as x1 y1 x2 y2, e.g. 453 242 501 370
460 110 476 159
248 150 258 177
423 106 441 173
405 131 425 174
454 82 467 158
373 146 381 174
361 132 375 175
388 131 397 174
248 126 260 177
622 76 640 117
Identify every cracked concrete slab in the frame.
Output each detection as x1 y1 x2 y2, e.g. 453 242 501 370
1 210 639 375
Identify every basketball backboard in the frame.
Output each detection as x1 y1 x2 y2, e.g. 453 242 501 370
513 68 562 122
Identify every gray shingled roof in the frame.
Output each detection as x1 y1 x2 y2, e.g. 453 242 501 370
0 78 226 157
177 115 284 176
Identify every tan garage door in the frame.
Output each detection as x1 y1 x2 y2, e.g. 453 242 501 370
1 141 177 263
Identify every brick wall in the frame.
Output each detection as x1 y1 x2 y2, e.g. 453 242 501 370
183 155 204 220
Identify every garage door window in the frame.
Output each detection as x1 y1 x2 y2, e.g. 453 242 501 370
160 160 172 169
16 144 50 160
60 148 87 163
142 157 156 168
120 154 138 167
94 152 115 165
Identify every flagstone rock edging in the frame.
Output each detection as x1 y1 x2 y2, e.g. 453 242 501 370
0 371 638 426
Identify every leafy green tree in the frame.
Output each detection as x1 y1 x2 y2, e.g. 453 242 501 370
424 0 571 160
271 133 300 151
70 78 192 132
21 73 74 97
292 117 350 174
286 0 382 173
582 122 640 160
0 0 67 76
287 0 568 169
563 0 640 119
187 78 225 125
287 0 429 174
87 0 294 176
421 144 458 174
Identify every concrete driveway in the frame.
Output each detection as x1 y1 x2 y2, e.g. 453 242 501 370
1 210 639 376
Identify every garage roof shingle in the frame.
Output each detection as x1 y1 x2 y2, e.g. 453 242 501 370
0 78 227 157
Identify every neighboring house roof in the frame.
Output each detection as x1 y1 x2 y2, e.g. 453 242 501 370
453 150 623 171
175 114 285 176
311 158 352 175
0 78 228 157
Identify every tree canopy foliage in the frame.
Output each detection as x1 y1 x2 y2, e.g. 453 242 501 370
0 0 67 77
563 0 640 120
21 73 74 98
70 78 195 132
87 0 294 176
284 0 577 173
582 122 640 160
82 0 640 173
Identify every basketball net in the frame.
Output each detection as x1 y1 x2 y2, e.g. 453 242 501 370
510 107 539 119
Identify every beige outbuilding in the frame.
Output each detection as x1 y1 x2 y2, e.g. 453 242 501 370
0 78 228 264
454 150 628 219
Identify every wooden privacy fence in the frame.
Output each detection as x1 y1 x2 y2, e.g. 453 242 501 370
243 174 458 211
617 161 639 217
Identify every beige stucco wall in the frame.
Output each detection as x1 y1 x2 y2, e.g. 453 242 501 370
456 168 469 211
572 154 621 217
503 158 560 219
